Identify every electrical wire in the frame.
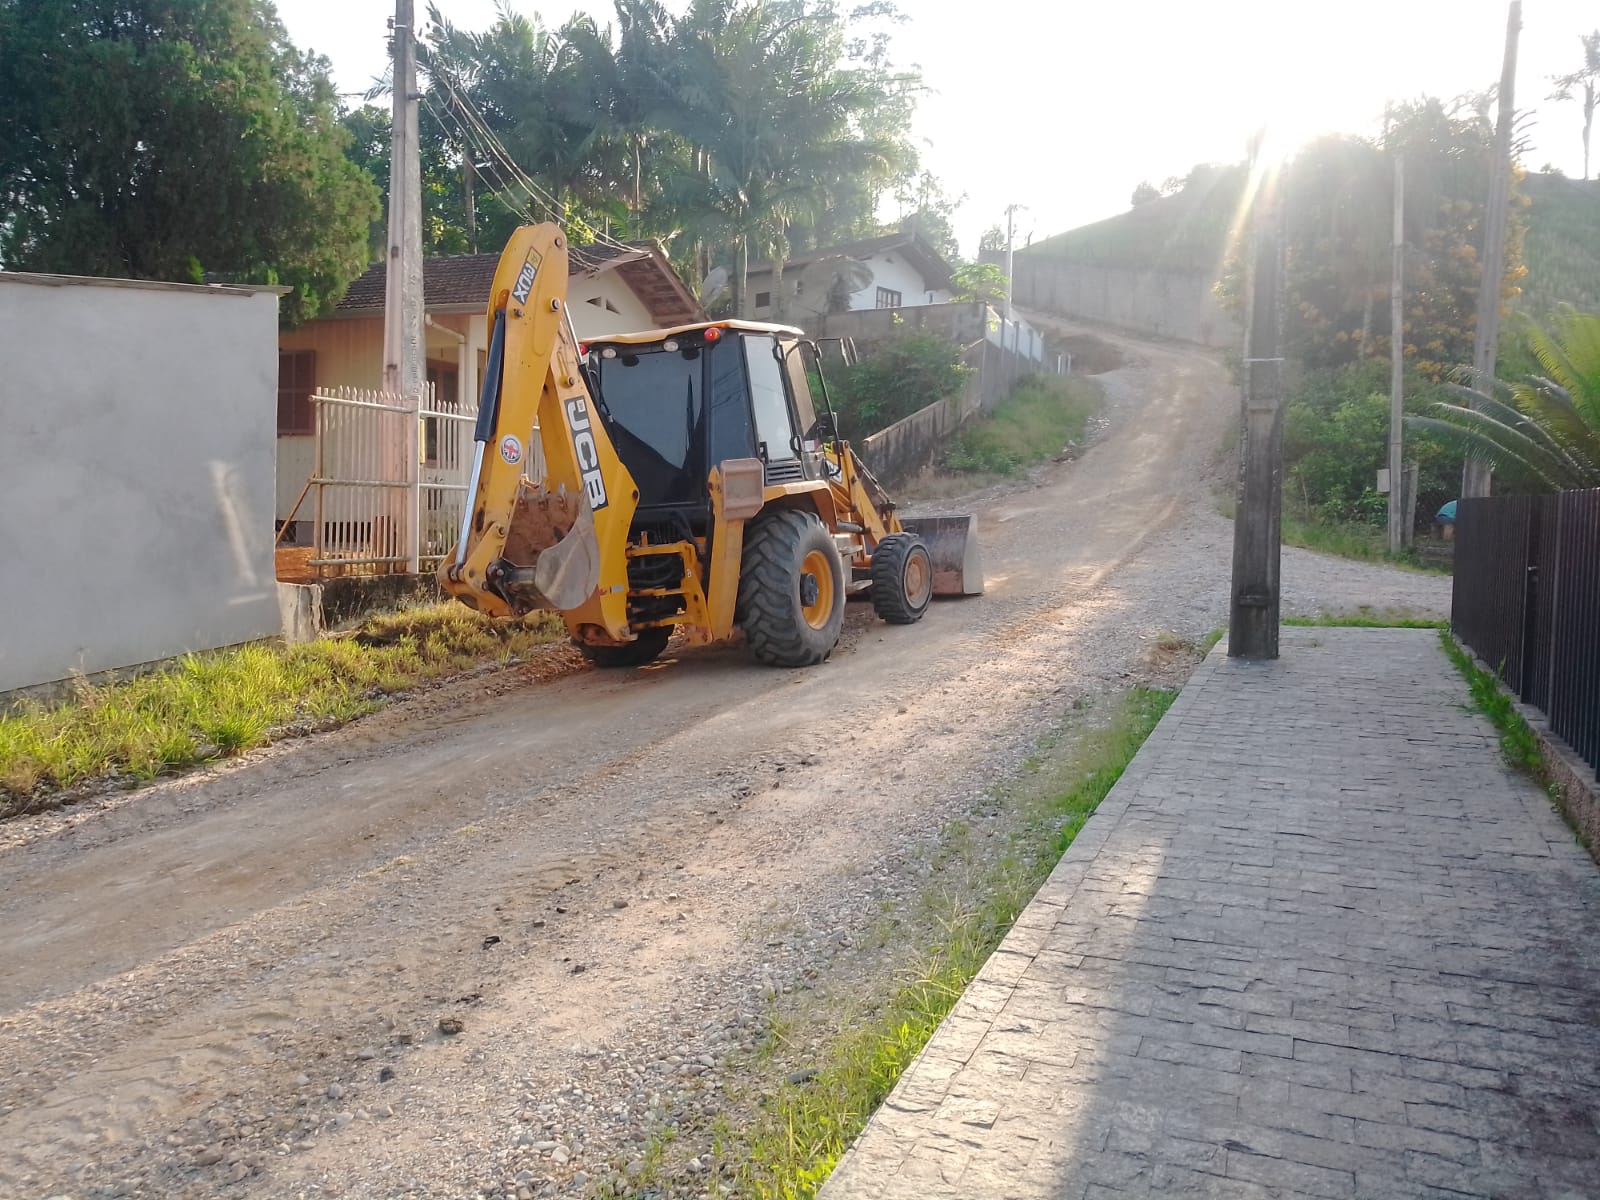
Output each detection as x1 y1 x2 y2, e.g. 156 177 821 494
427 66 637 259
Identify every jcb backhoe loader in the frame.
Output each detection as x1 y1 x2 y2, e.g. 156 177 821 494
439 223 981 667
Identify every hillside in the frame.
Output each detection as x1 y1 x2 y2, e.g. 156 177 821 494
1022 164 1600 323
1021 164 1244 273
1517 172 1600 318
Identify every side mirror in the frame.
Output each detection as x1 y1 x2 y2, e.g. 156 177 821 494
812 411 838 441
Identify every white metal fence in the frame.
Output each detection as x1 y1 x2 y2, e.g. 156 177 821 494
307 384 478 577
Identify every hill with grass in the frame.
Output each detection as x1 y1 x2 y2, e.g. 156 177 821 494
1021 164 1245 274
1517 171 1600 318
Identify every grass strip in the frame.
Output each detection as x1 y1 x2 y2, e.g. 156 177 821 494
1283 611 1446 629
1 605 562 816
1438 631 1546 779
1280 515 1451 575
729 686 1177 1199
944 375 1102 477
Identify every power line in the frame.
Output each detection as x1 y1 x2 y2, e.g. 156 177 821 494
426 68 635 259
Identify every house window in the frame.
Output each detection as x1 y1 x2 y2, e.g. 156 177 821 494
277 350 316 435
755 291 772 309
875 287 902 309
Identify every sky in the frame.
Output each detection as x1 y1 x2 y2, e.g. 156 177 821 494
271 0 1599 257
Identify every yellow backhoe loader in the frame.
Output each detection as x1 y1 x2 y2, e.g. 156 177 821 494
439 223 981 667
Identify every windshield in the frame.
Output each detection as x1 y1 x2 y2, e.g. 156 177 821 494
594 348 704 506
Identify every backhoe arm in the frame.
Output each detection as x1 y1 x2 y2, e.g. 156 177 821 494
439 224 639 640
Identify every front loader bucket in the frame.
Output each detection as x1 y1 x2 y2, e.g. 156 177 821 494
902 515 984 596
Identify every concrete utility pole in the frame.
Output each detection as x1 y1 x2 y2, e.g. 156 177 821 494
1388 155 1406 555
1229 167 1286 660
384 0 425 572
384 0 425 403
1003 203 1025 390
1464 0 1522 500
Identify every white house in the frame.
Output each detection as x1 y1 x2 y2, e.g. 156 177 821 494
274 241 702 542
745 232 954 320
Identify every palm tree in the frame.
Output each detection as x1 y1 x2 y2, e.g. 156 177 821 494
1408 309 1600 490
658 0 909 317
1550 32 1600 181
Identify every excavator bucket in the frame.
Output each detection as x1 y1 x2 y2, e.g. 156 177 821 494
901 515 984 596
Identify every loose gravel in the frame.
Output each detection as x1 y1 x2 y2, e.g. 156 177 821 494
0 326 1449 1200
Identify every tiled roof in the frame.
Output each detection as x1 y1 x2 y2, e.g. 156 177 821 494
334 241 648 314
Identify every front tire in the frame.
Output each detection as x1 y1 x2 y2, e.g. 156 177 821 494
870 533 934 625
738 510 844 667
576 626 671 668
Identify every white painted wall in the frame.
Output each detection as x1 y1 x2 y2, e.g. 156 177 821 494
568 273 655 337
844 253 951 311
751 251 950 319
0 273 282 692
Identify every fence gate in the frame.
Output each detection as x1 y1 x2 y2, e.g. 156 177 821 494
309 384 479 577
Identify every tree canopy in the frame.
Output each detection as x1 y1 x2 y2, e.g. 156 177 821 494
0 0 379 324
408 0 927 315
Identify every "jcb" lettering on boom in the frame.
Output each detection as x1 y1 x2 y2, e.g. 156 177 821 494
565 395 608 510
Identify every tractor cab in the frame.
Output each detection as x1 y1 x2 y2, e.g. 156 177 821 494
582 321 832 537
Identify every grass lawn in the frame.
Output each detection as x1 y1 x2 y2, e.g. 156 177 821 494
1 604 563 818
944 374 1103 477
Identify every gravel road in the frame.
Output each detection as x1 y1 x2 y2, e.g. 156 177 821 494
0 327 1449 1200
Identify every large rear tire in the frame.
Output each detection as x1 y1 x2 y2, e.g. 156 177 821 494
576 626 671 668
869 533 933 625
738 510 844 667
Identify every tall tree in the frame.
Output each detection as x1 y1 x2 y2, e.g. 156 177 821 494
657 0 915 316
1549 31 1600 181
0 0 378 324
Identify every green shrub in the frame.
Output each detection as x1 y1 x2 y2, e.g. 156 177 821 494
827 331 968 438
945 375 1100 476
1282 361 1460 528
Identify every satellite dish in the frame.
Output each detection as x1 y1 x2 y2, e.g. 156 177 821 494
698 265 729 306
789 256 874 318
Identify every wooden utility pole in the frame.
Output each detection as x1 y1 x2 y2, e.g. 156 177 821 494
383 0 425 571
1388 155 1406 555
1229 170 1286 659
1464 0 1522 499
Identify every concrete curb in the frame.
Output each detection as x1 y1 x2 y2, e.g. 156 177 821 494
1451 633 1600 863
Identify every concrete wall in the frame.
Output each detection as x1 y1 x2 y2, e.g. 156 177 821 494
860 339 1040 485
1012 255 1241 348
0 273 283 692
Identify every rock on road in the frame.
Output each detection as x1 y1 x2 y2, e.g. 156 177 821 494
0 326 1448 1199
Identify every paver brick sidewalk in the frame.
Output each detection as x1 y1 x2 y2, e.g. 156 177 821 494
821 628 1600 1200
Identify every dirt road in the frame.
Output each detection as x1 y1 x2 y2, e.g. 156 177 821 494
0 328 1448 1200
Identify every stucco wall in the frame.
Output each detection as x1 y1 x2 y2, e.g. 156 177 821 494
845 253 950 310
569 273 656 336
1012 255 1240 348
0 273 282 692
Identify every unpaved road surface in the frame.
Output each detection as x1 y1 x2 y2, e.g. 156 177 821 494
0 328 1449 1200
